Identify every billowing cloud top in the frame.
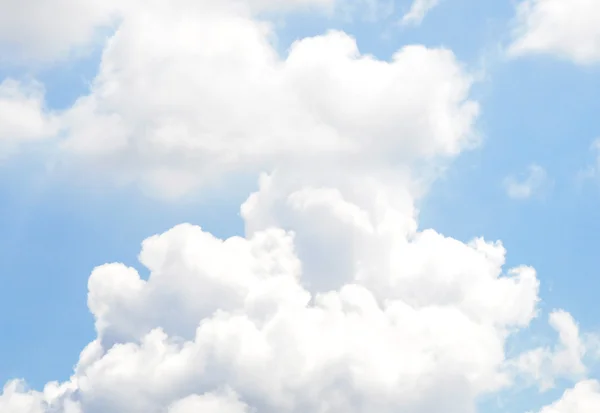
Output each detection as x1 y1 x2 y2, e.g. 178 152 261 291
0 0 599 412
2 0 479 198
508 0 600 64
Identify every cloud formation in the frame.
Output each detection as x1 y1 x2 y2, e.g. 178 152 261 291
536 380 600 413
514 310 591 390
1 219 542 413
504 164 548 199
0 0 599 413
508 0 600 64
400 0 440 26
0 79 58 157
0 0 477 197
0 0 120 62
57 0 477 197
0 0 392 63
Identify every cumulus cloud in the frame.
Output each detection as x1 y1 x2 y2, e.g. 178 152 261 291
508 0 600 64
535 380 600 413
50 0 478 198
0 79 58 158
0 0 392 63
0 0 121 63
0 1 477 195
400 0 440 26
504 164 548 199
514 310 589 390
1 216 542 413
0 1 597 413
0 0 329 63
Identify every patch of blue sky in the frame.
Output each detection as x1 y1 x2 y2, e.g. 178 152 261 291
0 157 247 387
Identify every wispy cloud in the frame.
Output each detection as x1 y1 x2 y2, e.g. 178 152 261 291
578 138 600 183
400 0 440 26
504 164 548 199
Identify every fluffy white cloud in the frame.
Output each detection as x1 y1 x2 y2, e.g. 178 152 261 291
0 79 58 157
1 214 541 413
0 380 80 413
1 1 477 194
536 380 600 413
400 0 440 26
504 164 548 199
1 1 596 413
514 310 589 390
0 118 545 413
0 0 391 63
53 0 477 198
508 0 600 64
0 0 120 62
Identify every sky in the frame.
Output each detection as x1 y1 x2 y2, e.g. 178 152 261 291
1 0 600 412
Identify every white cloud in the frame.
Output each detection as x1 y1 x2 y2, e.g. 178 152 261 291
0 99 545 413
0 0 390 63
400 0 440 26
504 164 548 199
0 0 121 63
1 214 541 413
508 0 600 64
167 391 250 413
0 79 58 158
536 380 600 413
0 1 595 413
51 0 478 198
514 310 589 390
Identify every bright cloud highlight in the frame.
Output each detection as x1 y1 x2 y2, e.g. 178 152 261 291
508 0 600 64
0 79 58 157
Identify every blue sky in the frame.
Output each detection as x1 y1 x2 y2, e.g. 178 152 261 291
1 1 600 412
